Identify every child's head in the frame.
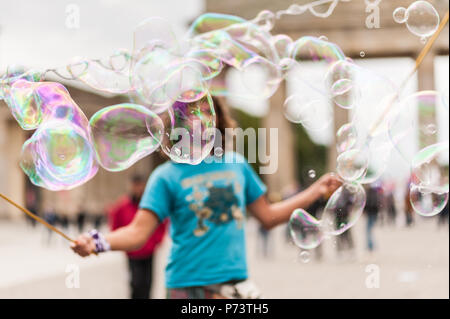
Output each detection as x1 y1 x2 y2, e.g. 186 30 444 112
159 95 236 160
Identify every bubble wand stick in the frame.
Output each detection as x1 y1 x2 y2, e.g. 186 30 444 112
0 192 75 242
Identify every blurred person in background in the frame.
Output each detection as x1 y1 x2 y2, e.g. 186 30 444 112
404 178 415 227
438 201 449 227
108 174 168 299
365 183 382 252
25 187 39 228
335 187 355 258
384 182 397 225
305 195 327 261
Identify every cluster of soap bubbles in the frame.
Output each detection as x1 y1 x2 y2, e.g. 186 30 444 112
0 5 359 191
389 91 449 217
287 2 448 250
393 1 441 42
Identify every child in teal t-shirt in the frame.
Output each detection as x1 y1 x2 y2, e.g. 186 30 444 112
72 96 340 299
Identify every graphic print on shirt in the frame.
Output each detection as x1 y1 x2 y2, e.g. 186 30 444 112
182 171 244 237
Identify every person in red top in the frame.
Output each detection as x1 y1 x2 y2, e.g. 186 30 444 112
108 174 167 299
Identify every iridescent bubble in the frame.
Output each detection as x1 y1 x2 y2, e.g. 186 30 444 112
393 7 408 24
411 142 449 193
283 93 333 131
89 104 164 172
405 1 440 38
291 36 346 64
321 183 366 236
331 78 355 109
34 82 90 129
161 94 216 164
298 251 311 263
336 123 357 154
163 59 210 103
356 133 392 185
66 57 89 79
186 49 223 80
289 209 324 250
74 58 132 94
188 13 246 36
324 59 362 110
271 34 293 60
133 17 179 56
214 147 224 157
424 123 437 136
389 91 449 163
20 120 98 191
109 49 132 72
3 79 43 130
410 185 448 217
252 10 276 31
240 56 282 99
336 149 369 182
131 46 178 112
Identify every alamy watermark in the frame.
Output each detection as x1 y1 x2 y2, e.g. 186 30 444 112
65 264 80 288
365 264 380 288
365 0 381 29
166 123 279 175
65 4 80 29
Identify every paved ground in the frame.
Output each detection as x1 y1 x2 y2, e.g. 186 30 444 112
0 215 448 299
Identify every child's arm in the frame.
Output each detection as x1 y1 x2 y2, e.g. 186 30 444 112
248 173 340 230
71 209 159 257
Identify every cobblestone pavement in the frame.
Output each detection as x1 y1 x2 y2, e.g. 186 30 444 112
0 215 448 299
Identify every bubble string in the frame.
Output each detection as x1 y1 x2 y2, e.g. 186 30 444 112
368 10 449 136
275 0 350 19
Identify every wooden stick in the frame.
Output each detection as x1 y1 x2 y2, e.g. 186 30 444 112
0 192 75 242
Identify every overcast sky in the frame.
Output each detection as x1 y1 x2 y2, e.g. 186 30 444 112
0 0 203 69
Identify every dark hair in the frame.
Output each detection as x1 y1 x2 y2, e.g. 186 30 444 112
130 174 145 184
158 95 236 159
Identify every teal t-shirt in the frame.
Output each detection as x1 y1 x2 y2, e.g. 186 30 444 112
139 152 267 288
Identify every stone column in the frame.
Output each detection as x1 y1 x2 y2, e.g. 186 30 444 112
262 80 297 200
4 119 26 220
327 104 349 172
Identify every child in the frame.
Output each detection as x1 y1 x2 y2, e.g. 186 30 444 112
71 96 340 299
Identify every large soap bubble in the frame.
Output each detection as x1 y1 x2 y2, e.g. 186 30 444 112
411 142 449 193
3 79 43 130
321 182 366 236
20 120 98 191
409 185 449 217
388 91 449 163
288 209 324 250
336 149 369 182
89 103 164 172
161 94 216 164
394 1 440 39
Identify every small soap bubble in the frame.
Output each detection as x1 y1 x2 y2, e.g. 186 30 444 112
393 7 408 24
299 251 311 263
308 169 316 179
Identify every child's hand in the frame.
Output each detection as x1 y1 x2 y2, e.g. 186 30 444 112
313 173 342 198
71 234 96 257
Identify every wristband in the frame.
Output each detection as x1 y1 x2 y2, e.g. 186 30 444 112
88 229 111 253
